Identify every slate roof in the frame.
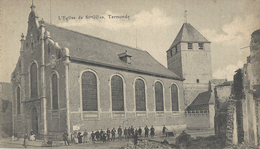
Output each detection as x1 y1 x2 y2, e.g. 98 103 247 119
169 23 210 49
44 23 182 80
187 90 214 110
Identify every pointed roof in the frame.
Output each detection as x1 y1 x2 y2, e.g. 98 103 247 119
169 23 210 49
44 23 183 80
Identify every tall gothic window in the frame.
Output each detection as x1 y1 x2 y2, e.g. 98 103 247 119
171 84 179 111
135 79 146 111
82 71 98 111
155 81 164 111
52 74 58 110
111 75 124 111
30 63 38 99
17 87 21 114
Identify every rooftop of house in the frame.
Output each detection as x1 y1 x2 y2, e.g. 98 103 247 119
210 79 227 86
186 90 214 111
216 81 233 87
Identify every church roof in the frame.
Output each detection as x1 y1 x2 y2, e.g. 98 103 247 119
169 23 210 49
44 23 183 80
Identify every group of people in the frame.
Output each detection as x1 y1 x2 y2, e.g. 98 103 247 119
89 126 142 145
24 125 170 147
64 125 157 145
61 125 171 146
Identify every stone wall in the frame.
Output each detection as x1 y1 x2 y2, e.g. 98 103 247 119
185 110 210 129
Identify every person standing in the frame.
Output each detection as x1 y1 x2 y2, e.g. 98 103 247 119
73 131 78 144
106 128 111 142
131 126 134 137
63 131 69 146
124 127 128 139
91 131 95 144
127 127 131 140
78 131 82 143
102 133 107 143
162 125 168 137
100 129 104 141
23 133 28 148
134 129 138 145
144 125 149 137
138 127 142 136
83 130 88 143
111 128 116 141
95 130 100 141
118 126 122 140
150 126 155 137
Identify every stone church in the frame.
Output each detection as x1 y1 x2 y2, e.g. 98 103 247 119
12 4 212 139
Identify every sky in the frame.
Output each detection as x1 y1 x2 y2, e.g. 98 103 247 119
1 0 260 82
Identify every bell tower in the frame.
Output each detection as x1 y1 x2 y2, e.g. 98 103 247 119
167 23 212 106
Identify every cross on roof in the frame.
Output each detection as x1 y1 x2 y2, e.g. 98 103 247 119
184 10 188 23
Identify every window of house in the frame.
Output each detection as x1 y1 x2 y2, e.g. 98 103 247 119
155 81 164 111
30 63 38 99
111 75 124 111
197 79 200 83
135 79 146 111
17 87 21 114
52 74 58 110
82 71 98 111
188 43 193 49
171 47 177 55
199 43 204 49
171 84 179 111
167 50 172 58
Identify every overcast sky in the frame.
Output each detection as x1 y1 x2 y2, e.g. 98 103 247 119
1 0 260 82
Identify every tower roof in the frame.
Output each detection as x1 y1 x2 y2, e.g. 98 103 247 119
169 23 210 49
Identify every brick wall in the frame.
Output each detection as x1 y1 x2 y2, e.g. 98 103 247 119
67 62 186 135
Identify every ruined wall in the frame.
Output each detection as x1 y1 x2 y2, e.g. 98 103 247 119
0 82 13 137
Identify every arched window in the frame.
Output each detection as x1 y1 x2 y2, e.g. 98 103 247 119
17 87 21 114
135 79 146 111
30 63 38 99
52 74 58 110
111 75 124 111
171 84 179 111
155 81 164 111
82 71 98 111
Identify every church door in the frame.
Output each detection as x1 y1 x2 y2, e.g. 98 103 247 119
31 107 38 135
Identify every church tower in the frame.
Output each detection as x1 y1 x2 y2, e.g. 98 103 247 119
167 23 212 106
